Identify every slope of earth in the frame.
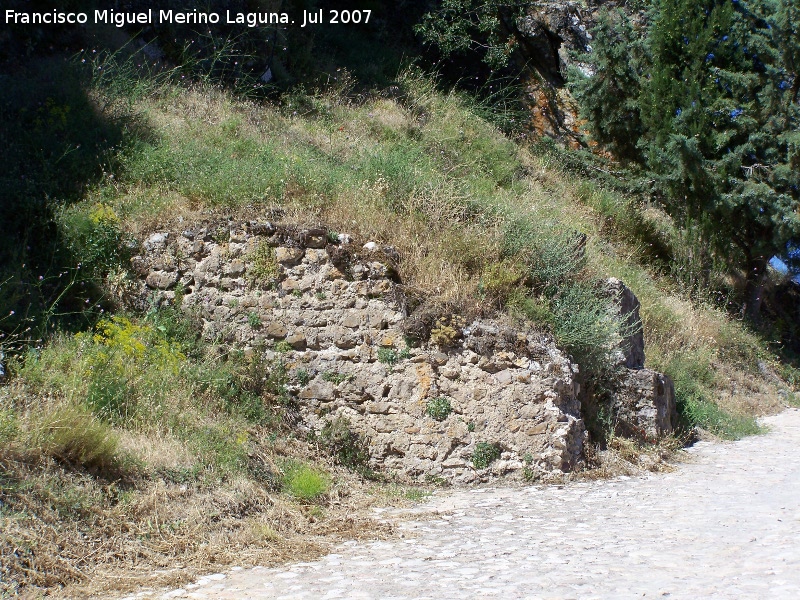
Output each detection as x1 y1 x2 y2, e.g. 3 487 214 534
143 409 800 600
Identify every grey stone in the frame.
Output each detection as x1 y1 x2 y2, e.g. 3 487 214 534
145 270 178 290
613 368 677 439
275 247 305 265
606 277 645 370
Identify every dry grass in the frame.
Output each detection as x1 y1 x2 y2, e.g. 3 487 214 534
0 454 398 599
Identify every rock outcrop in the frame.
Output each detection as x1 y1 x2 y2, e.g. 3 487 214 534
132 221 586 482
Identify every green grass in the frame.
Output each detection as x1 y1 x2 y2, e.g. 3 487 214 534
282 462 329 501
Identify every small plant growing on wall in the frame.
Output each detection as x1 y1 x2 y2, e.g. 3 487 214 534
274 340 292 353
295 368 310 386
426 396 452 421
322 370 352 385
472 442 501 469
377 347 398 365
247 240 280 287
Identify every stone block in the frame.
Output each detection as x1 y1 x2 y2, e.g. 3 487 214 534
613 368 677 439
275 247 305 265
146 270 178 290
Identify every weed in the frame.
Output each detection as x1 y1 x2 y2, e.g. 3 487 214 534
27 403 120 472
248 311 261 328
212 225 230 243
424 474 448 486
480 260 527 304
467 421 475 432
472 442 501 469
508 290 554 327
291 289 303 298
377 347 398 365
430 316 465 348
318 417 371 474
315 291 327 300
282 462 329 501
248 240 280 286
326 230 339 243
322 370 352 385
274 340 293 353
426 396 452 421
522 452 537 480
295 368 310 386
173 282 185 308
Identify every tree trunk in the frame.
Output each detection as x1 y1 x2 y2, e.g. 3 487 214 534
743 256 769 324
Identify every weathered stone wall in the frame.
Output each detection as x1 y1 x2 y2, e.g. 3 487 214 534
131 221 586 482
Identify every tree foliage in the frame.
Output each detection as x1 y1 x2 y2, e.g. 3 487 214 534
569 8 647 162
574 0 800 319
415 0 529 69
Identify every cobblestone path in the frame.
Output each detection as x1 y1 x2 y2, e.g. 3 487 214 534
137 409 800 599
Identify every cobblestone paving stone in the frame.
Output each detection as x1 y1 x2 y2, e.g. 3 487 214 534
134 409 800 600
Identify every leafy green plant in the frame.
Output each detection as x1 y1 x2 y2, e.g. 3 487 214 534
426 396 452 421
471 441 501 469
315 291 327 300
295 368 310 386
377 347 398 365
522 452 536 481
291 289 303 298
274 340 293 354
247 311 261 328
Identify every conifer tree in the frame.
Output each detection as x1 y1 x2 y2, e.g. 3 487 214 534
569 8 646 162
578 0 800 320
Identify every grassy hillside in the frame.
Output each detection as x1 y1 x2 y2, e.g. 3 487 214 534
1 49 795 596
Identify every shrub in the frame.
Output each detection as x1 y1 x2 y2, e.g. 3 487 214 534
282 462 329 501
318 417 371 473
426 396 452 421
472 442 501 469
550 283 622 373
502 220 586 292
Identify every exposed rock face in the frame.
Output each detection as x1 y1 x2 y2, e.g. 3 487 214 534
131 221 586 482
